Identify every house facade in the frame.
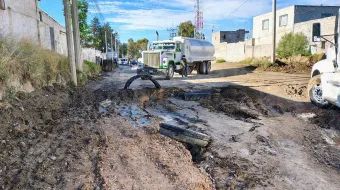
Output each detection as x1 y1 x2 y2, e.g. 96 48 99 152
253 5 340 50
0 0 68 56
212 29 249 45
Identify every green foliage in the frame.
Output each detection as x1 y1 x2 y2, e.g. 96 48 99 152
263 62 272 69
77 0 92 47
89 17 118 52
277 32 310 58
119 43 128 58
84 60 101 77
90 17 102 48
178 21 195 38
127 38 138 59
216 59 226 63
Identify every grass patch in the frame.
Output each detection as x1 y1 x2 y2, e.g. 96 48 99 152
0 39 71 88
0 38 72 101
216 59 226 63
84 60 101 77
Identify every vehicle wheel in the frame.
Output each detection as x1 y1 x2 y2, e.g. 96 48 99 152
307 75 330 108
166 63 175 80
188 66 193 75
199 62 207 75
205 62 211 74
159 123 211 147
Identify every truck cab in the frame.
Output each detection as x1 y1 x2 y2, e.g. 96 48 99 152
138 36 215 80
308 10 340 108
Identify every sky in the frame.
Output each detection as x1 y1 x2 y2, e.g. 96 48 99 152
39 0 339 44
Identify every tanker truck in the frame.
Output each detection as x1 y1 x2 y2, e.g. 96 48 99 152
308 10 340 108
137 36 215 79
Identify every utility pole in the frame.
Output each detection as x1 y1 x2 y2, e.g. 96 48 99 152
105 31 108 55
271 0 277 63
71 0 82 71
111 33 114 63
63 0 77 86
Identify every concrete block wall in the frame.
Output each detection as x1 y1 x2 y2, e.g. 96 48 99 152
294 16 337 54
214 42 246 62
82 48 103 63
0 0 39 41
38 10 67 56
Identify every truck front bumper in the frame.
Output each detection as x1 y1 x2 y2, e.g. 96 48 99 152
137 66 167 76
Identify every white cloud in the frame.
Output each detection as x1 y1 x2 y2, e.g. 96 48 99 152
93 0 339 32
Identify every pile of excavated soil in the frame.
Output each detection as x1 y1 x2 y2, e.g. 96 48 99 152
0 85 212 189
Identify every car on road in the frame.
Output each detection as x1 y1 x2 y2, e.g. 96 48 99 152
119 58 128 65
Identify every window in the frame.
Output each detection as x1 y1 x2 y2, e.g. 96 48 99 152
49 27 55 50
262 19 269 30
321 13 333 18
0 0 5 10
39 11 43 22
279 14 288 27
321 41 326 49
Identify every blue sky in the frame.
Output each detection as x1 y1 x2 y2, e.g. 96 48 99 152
39 0 339 43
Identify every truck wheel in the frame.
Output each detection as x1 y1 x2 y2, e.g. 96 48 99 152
166 64 175 80
308 75 330 108
205 62 211 74
188 66 193 75
199 62 207 75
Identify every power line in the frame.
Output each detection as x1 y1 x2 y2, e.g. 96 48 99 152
222 0 250 21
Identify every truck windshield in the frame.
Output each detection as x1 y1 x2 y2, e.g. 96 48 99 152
152 42 175 50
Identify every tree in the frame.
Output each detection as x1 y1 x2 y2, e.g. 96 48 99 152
127 38 138 59
136 38 149 51
77 0 92 47
119 43 128 58
277 32 309 58
178 21 195 38
90 17 101 48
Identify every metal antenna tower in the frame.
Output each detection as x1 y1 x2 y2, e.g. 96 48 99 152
194 0 203 39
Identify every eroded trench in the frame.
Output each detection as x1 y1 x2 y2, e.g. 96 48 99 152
95 85 290 189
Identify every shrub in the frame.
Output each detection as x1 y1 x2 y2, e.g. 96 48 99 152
277 32 310 58
83 60 101 77
216 59 226 63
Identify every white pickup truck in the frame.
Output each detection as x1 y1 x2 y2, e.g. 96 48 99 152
308 10 340 108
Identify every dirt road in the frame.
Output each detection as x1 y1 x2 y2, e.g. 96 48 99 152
1 63 339 189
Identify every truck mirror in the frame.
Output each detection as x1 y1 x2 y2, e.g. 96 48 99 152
312 23 321 42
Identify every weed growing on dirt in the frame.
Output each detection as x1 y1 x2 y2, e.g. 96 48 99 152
216 59 226 63
0 38 71 91
84 60 101 77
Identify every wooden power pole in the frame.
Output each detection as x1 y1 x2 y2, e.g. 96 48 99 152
271 0 277 64
63 0 77 85
71 0 82 71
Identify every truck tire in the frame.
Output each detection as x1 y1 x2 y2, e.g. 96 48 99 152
159 123 211 147
205 62 211 74
199 62 207 75
307 75 330 108
166 63 175 80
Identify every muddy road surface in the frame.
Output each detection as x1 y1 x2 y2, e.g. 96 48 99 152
1 63 339 190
